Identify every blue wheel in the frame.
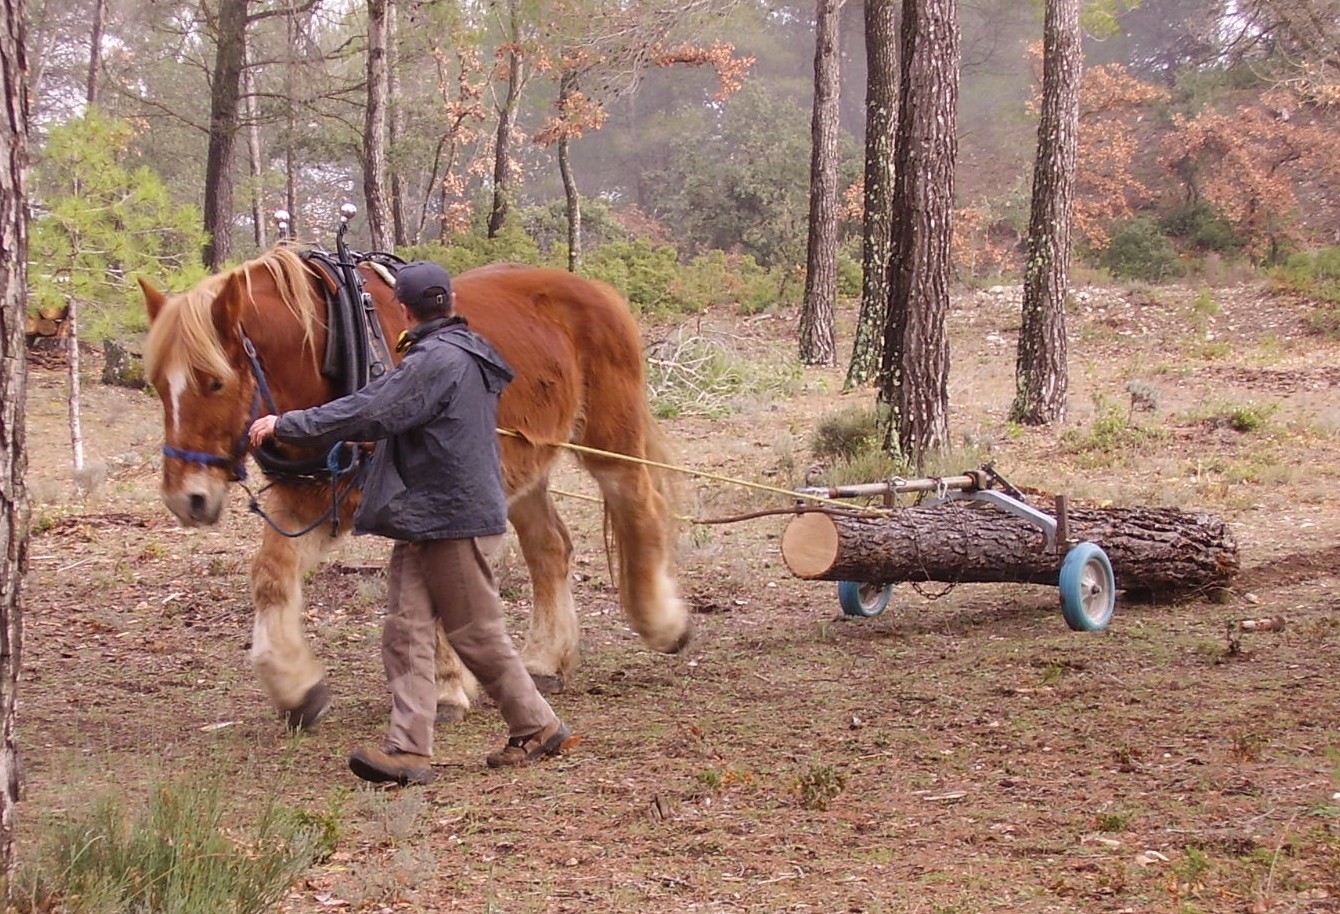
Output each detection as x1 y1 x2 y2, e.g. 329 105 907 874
837 580 893 618
1059 542 1116 632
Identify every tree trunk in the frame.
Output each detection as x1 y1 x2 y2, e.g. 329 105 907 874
283 0 299 239
242 35 266 250
202 0 249 269
362 0 393 250
0 0 28 879
488 0 524 239
558 72 582 272
799 0 842 367
877 0 959 464
1012 0 1081 426
846 0 899 390
65 297 84 491
387 0 407 247
85 0 105 106
781 505 1238 593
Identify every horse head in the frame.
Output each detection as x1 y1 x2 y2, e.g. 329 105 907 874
140 269 261 527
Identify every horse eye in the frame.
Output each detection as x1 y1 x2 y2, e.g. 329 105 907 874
208 378 225 393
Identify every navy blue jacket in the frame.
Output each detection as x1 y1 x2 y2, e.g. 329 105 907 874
274 319 514 541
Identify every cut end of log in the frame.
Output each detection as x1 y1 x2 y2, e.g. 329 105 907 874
781 512 841 579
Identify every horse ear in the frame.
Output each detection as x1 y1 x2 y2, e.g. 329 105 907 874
212 273 246 341
138 276 167 323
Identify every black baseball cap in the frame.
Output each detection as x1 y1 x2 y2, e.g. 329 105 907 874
394 261 454 311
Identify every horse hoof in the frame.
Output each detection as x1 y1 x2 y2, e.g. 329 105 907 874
668 619 695 654
283 682 331 731
530 673 565 694
436 702 467 725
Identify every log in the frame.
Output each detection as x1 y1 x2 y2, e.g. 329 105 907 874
781 503 1238 593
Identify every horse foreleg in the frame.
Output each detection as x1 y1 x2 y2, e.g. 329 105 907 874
250 522 341 730
507 480 579 692
590 462 692 654
434 622 479 723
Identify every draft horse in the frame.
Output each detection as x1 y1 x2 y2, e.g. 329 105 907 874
140 246 691 729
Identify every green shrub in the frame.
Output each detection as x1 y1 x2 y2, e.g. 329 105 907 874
520 198 630 258
811 407 881 463
1273 249 1340 340
1185 400 1278 433
15 779 326 914
837 249 863 298
669 250 780 315
1096 217 1185 282
400 226 547 276
1062 395 1166 459
1161 201 1243 255
580 239 681 315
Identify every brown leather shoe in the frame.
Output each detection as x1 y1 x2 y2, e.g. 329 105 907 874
348 747 436 786
486 719 571 768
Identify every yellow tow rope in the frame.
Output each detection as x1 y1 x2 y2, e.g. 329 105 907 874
495 427 890 521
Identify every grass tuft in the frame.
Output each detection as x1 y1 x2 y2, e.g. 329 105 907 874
14 778 326 914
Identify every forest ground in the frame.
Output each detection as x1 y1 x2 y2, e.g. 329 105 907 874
16 281 1340 913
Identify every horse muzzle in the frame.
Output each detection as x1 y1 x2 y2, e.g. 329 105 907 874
162 478 229 526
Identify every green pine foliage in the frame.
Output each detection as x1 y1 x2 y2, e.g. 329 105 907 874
30 110 208 341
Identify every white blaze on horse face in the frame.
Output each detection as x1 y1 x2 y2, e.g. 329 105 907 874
165 364 189 437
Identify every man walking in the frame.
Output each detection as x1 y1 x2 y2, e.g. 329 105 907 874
249 261 569 785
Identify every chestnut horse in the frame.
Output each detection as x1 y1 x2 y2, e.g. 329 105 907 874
140 246 691 729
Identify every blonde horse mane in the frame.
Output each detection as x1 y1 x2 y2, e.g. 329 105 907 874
144 246 323 391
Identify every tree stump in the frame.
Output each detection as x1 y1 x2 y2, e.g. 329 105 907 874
101 338 146 389
781 502 1238 594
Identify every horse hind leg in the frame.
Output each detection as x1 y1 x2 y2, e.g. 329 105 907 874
434 623 478 723
507 479 580 692
586 457 692 655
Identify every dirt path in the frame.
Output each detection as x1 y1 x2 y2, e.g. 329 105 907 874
17 282 1340 913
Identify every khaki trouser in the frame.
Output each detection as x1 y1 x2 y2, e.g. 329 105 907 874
382 535 557 757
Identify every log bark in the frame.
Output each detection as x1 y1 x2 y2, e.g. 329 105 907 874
781 503 1238 593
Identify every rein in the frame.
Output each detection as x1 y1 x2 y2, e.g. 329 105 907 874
240 442 370 539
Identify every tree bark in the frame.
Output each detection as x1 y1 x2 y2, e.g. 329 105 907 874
1012 0 1081 426
558 71 582 272
283 0 300 239
363 0 393 250
488 0 524 239
877 0 959 465
799 0 842 367
387 0 407 248
242 34 266 250
202 0 249 269
65 297 84 490
781 505 1239 593
85 0 105 106
0 0 28 880
846 0 899 390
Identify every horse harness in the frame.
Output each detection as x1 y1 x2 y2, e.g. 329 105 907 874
245 248 403 482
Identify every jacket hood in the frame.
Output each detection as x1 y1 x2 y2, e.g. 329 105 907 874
429 322 515 394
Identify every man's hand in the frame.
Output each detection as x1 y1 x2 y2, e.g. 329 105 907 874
249 414 280 448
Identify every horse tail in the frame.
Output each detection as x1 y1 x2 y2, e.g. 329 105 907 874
639 401 682 548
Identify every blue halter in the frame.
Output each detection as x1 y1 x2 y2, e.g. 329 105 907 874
160 332 279 482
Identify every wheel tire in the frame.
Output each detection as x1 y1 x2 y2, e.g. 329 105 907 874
1059 542 1116 632
837 580 893 618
